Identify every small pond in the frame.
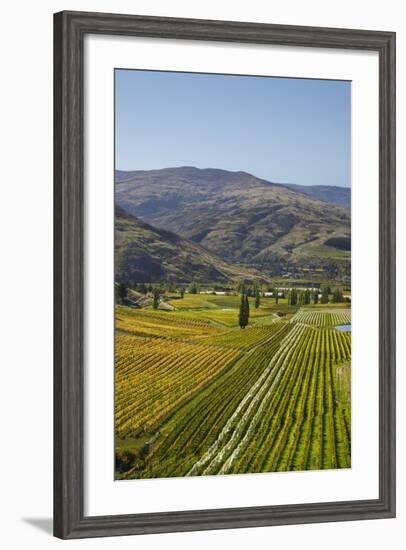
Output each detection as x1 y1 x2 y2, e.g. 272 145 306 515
335 324 352 332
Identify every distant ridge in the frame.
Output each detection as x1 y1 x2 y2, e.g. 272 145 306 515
282 183 350 209
116 167 350 208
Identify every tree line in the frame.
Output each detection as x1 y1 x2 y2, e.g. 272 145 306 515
287 287 347 305
116 280 349 313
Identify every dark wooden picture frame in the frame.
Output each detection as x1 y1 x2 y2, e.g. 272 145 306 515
54 10 396 539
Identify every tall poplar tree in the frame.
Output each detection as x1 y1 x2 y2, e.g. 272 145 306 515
290 288 298 306
321 287 329 304
332 288 344 303
189 281 198 294
238 292 249 329
245 295 250 325
152 288 160 309
118 283 127 304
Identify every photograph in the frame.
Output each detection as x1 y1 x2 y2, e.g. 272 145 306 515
114 69 352 480
0 1 398 545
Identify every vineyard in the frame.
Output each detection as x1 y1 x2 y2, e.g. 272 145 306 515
290 308 351 327
115 299 351 479
115 336 241 433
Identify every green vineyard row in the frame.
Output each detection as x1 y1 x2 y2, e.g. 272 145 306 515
118 320 351 479
290 308 351 327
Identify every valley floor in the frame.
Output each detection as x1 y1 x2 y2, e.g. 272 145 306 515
114 297 351 479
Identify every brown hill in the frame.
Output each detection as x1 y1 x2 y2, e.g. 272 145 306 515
115 206 267 284
115 167 351 279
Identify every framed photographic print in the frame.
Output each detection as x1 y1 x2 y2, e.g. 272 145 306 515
54 11 396 539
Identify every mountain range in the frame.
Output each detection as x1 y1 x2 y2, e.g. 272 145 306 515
115 167 351 282
115 206 266 284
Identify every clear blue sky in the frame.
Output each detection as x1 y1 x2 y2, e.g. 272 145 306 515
115 69 351 187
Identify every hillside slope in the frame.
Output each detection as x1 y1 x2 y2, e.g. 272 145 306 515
115 206 267 284
115 167 350 278
283 183 350 209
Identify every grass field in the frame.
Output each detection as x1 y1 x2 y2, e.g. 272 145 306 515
297 242 351 259
115 296 351 479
